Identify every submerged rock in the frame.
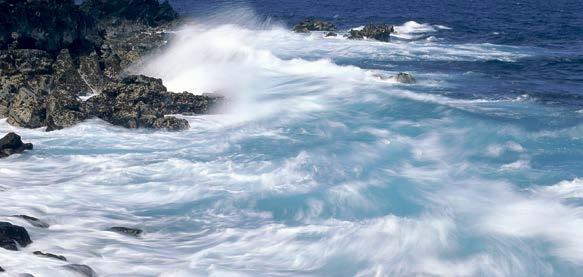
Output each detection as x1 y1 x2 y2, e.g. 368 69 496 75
108 226 143 237
62 264 98 277
394 72 416 84
0 222 32 251
0 133 33 158
293 19 337 33
348 24 395 42
33 251 67 261
12 215 49 229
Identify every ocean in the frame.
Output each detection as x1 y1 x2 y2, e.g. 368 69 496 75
1 0 582 276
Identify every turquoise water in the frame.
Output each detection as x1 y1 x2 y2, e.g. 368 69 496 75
1 4 583 277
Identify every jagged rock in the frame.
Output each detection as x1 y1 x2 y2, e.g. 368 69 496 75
33 251 67 261
293 19 337 33
348 24 395 42
7 88 47 128
81 0 178 27
46 90 87 132
0 133 33 158
52 49 93 96
85 75 222 130
0 222 32 251
394 72 416 84
12 215 49 229
62 264 98 277
108 226 143 237
78 51 107 93
0 0 101 53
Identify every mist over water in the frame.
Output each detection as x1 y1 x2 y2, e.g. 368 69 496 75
2 4 583 277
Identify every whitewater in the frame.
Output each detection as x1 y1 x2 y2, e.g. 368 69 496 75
1 10 583 277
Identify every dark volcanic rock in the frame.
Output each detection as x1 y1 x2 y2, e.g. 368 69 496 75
0 222 32 251
85 75 222 130
12 215 49 229
7 88 47 128
348 24 395 42
293 19 337 33
0 133 33 158
62 264 98 277
394 72 416 84
33 251 67 261
0 266 4 272
81 0 178 27
46 90 87 132
108 226 143 237
52 49 93 96
0 0 101 53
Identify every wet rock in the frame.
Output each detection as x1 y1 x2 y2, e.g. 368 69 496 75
12 215 49 229
52 49 93 96
78 51 107 93
325 32 338 37
0 266 4 272
394 72 416 84
62 264 98 277
0 133 33 158
108 226 143 237
0 0 101 53
348 24 395 42
46 90 87 132
7 88 47 128
81 0 178 27
85 75 222 130
293 19 337 33
0 222 32 251
19 274 35 277
33 251 67 261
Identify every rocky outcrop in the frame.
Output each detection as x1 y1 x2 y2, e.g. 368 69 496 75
62 264 98 277
80 0 178 27
52 49 93 95
0 133 33 158
0 222 32 251
348 24 395 42
85 75 222 130
293 19 337 33
0 0 101 53
13 215 49 229
108 226 143 237
46 90 88 131
33 251 67 261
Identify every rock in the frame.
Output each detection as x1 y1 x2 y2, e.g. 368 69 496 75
108 226 143 237
0 133 33 158
348 24 395 42
33 251 67 261
7 88 47 128
12 215 49 229
62 264 98 277
81 0 178 27
325 32 338 37
0 266 4 272
52 49 93 96
78 51 107 93
394 72 416 84
293 19 337 33
0 0 101 53
0 222 32 251
85 75 222 130
19 274 35 277
46 90 87 132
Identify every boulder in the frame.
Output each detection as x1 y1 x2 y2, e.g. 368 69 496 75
62 264 98 277
394 72 416 84
0 133 33 158
108 226 143 237
0 266 4 272
46 90 87 132
0 222 32 251
348 24 395 42
293 19 337 33
33 251 67 261
12 215 49 229
0 0 101 53
7 88 47 128
85 75 222 130
325 32 338 37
